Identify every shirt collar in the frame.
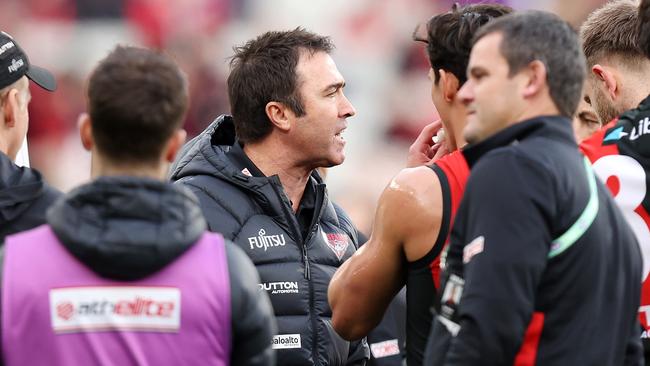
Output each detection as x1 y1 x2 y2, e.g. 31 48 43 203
462 115 575 168
227 140 266 178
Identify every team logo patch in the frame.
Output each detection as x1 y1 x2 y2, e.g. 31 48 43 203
463 236 485 263
604 126 627 142
49 286 181 333
322 231 349 260
370 339 400 358
272 334 302 349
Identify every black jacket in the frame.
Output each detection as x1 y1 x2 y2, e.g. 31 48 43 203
170 115 370 366
425 116 643 365
0 151 61 242
43 177 276 366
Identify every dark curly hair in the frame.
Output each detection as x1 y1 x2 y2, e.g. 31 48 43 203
413 3 512 86
227 27 333 143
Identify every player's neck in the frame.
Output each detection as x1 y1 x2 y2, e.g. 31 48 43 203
243 141 311 212
448 111 468 151
91 154 168 181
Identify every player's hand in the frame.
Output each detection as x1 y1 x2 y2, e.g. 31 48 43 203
406 120 450 167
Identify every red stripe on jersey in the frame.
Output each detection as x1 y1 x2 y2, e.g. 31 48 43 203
514 312 545 366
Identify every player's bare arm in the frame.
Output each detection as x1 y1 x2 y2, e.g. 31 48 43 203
329 166 443 340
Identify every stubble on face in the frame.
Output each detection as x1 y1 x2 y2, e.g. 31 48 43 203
591 83 622 124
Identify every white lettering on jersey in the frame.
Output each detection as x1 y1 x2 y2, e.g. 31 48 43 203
592 155 650 280
50 286 181 333
630 117 650 141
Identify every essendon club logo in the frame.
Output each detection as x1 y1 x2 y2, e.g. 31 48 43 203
49 286 181 333
322 232 349 261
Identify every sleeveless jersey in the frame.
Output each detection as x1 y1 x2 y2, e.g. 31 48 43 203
405 150 470 365
580 97 650 339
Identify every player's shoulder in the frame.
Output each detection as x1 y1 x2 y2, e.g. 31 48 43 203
388 166 441 197
378 166 444 236
582 98 650 160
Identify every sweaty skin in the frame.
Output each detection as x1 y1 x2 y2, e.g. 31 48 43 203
328 166 443 340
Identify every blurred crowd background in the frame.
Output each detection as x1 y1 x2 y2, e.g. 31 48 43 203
3 0 608 235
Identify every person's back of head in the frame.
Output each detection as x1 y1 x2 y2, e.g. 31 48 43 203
81 45 188 178
415 2 513 87
580 0 648 122
227 27 333 144
582 0 642 70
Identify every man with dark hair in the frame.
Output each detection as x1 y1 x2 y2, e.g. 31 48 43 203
2 45 276 366
170 28 368 365
425 11 643 364
578 0 650 361
328 4 511 366
0 31 61 242
573 85 601 142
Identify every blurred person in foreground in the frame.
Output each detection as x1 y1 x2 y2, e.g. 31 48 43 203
0 31 60 242
579 0 650 361
328 4 511 365
426 11 642 365
573 85 601 142
170 28 369 365
1 46 275 366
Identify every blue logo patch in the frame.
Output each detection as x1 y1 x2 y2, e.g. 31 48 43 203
603 126 626 142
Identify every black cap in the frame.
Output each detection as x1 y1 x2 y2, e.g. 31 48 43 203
0 31 56 92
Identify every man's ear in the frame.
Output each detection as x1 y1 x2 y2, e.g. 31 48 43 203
165 129 187 163
78 113 94 151
439 69 460 102
2 88 20 128
522 60 548 99
591 64 617 100
265 101 292 132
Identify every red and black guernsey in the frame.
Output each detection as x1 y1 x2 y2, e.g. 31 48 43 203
405 150 469 366
580 95 650 360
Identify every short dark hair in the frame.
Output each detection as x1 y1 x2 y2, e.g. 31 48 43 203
581 0 643 68
474 11 586 118
413 3 512 86
88 46 188 164
639 0 650 59
227 27 334 143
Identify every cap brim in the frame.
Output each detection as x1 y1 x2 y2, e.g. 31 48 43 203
26 64 56 92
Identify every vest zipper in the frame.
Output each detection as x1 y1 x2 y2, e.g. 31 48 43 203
302 247 311 280
305 184 325 366
305 223 319 366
